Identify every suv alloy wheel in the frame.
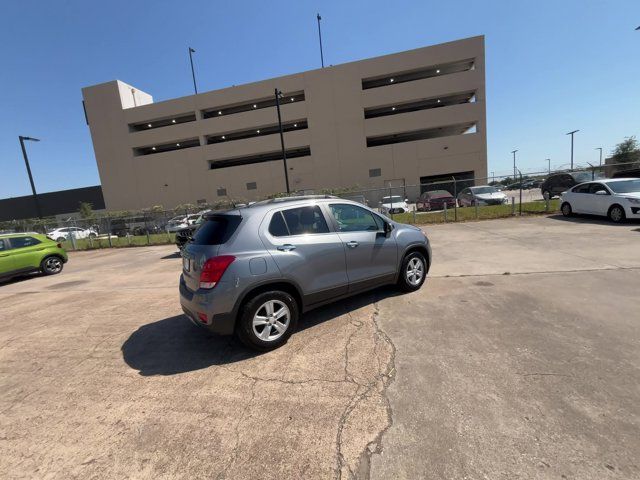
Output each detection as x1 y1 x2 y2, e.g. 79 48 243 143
237 291 299 351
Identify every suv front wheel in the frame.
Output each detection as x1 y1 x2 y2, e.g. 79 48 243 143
237 291 299 351
398 251 427 292
41 256 64 275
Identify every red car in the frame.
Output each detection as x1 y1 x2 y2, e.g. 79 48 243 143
416 190 457 211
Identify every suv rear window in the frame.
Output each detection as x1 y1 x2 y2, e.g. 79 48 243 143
191 215 241 245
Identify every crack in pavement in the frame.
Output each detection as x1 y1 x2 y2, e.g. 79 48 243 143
335 298 398 480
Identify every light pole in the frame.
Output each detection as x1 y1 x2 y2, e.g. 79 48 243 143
316 13 325 68
491 171 495 183
546 158 551 174
511 150 518 180
595 147 603 167
18 135 42 219
566 129 579 170
274 89 291 194
188 47 198 94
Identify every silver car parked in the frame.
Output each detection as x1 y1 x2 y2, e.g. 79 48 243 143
179 196 431 351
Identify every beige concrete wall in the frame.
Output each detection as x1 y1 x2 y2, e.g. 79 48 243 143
82 36 487 210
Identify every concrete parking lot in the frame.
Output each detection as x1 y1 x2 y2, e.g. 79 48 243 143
1 215 639 479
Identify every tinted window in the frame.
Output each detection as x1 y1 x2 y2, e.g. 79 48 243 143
268 212 289 237
191 216 241 245
330 204 379 232
573 183 591 193
282 206 329 235
9 236 41 249
589 183 609 194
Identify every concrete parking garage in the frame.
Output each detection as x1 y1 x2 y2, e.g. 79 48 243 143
1 216 639 479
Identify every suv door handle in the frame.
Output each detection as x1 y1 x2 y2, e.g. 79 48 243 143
277 244 296 252
346 241 359 248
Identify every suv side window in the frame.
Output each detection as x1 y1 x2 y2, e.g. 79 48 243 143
280 206 329 236
9 236 41 249
329 204 379 232
268 212 289 237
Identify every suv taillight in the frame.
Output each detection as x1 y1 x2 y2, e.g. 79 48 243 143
199 255 235 289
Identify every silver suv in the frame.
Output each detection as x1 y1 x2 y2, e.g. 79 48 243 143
179 196 431 350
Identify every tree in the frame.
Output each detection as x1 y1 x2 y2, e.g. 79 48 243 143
611 136 640 167
78 202 94 219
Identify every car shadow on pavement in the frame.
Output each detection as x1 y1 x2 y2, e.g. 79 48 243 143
0 272 42 287
121 286 401 376
161 252 181 259
547 214 640 226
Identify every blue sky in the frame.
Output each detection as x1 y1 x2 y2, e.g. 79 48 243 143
1 0 638 197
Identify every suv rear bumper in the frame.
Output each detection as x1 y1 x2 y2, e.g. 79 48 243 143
179 275 236 335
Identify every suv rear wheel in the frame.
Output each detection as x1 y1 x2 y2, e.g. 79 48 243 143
237 291 299 351
398 251 427 292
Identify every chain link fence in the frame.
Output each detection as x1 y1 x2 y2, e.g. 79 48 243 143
2 160 638 250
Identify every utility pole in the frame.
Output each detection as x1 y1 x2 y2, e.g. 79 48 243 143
274 89 291 193
188 47 198 94
511 150 518 180
18 135 42 218
316 13 325 68
595 147 603 167
566 129 579 170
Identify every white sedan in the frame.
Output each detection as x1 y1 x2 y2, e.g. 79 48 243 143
379 196 409 214
560 178 640 223
48 226 98 242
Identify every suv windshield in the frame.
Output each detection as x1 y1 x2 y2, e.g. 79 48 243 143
607 179 640 194
571 172 603 183
191 215 242 245
471 186 497 195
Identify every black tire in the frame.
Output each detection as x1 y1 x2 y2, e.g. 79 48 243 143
543 190 552 200
608 204 626 223
236 291 299 351
397 251 428 292
41 256 64 275
56 237 66 243
88 233 97 239
561 202 572 217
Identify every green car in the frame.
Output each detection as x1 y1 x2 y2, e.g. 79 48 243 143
0 233 68 280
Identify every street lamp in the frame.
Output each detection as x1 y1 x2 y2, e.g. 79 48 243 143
511 150 518 179
316 13 325 68
566 129 579 170
595 147 603 167
274 89 291 194
546 158 551 174
18 135 42 219
188 47 198 94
